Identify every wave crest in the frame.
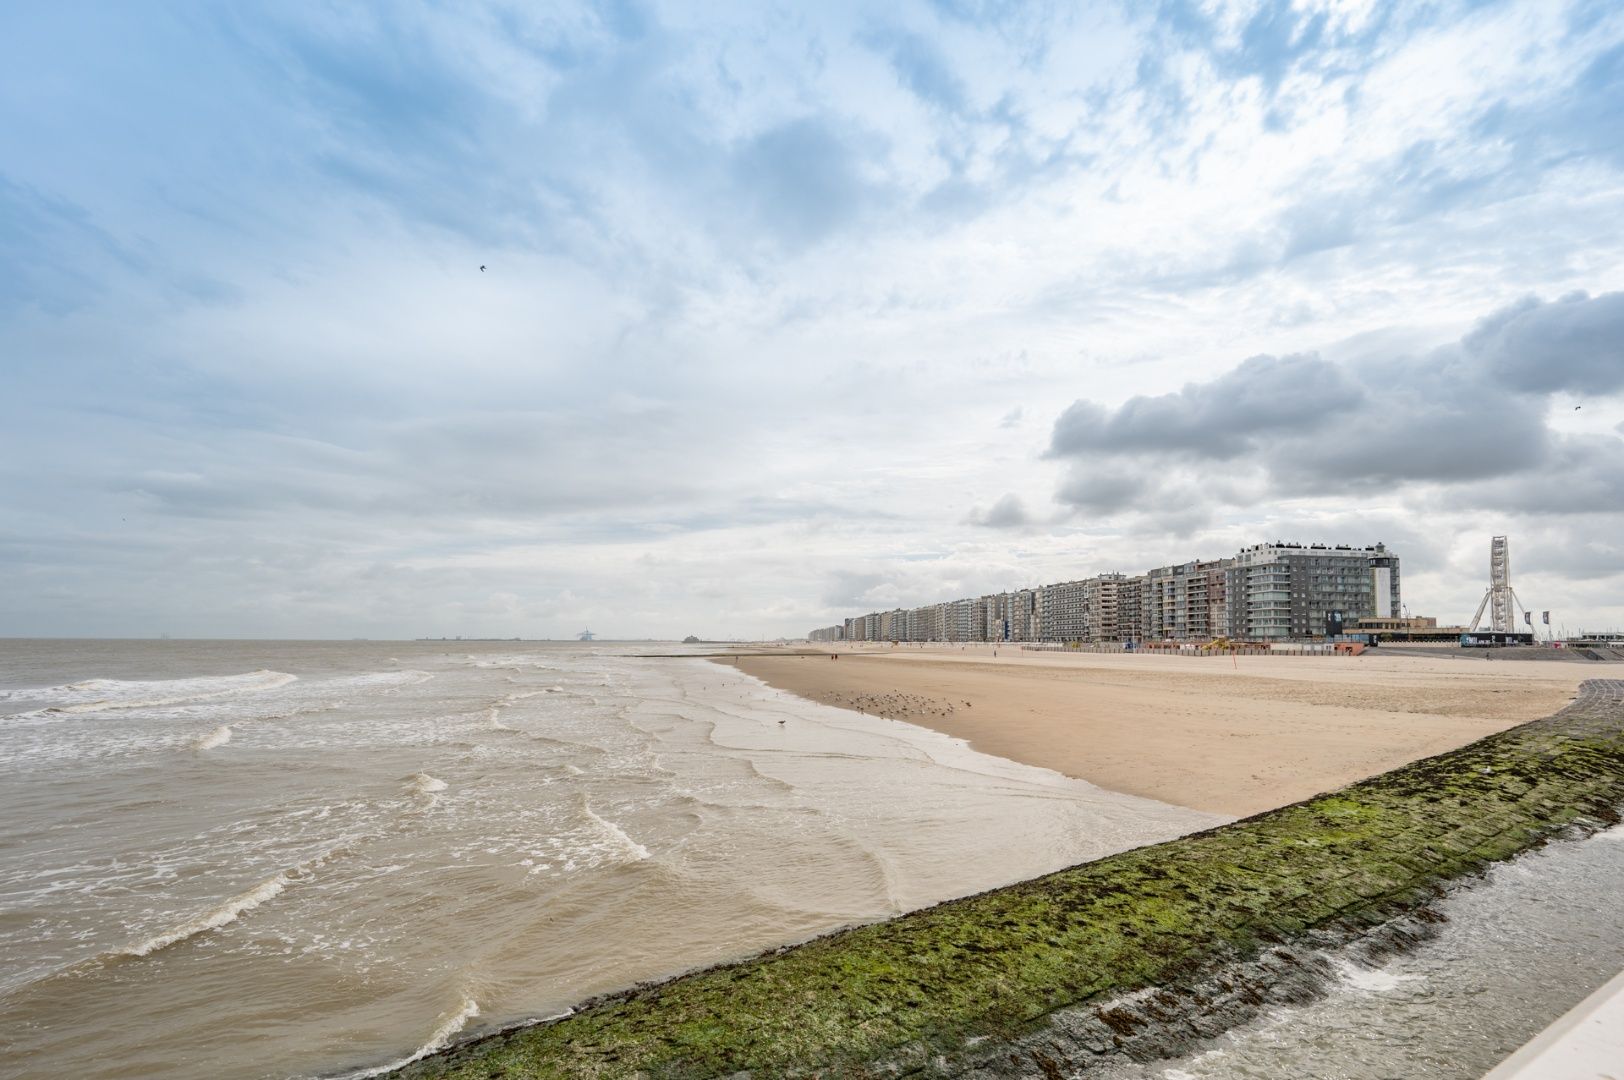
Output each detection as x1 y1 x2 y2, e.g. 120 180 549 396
581 801 650 862
116 845 347 959
8 670 298 712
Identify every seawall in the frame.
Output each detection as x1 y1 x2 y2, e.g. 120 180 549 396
391 679 1624 1079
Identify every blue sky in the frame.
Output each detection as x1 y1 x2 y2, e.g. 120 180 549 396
3 0 1622 638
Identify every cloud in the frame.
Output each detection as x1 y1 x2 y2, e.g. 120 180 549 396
1465 291 1624 395
867 26 968 113
1049 292 1624 516
4 2 1624 638
1048 353 1364 461
1055 470 1148 514
965 492 1029 528
1444 434 1624 516
732 118 874 249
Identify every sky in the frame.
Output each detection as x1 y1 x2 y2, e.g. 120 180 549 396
2 0 1622 640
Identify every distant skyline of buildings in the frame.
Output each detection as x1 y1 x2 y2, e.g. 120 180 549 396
809 541 1402 645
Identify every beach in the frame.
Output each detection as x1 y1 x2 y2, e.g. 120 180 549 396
730 645 1592 816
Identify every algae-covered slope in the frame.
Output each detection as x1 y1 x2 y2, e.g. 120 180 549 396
393 680 1624 1080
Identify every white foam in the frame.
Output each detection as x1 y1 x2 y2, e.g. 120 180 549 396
343 994 481 1078
195 725 232 750
122 875 288 957
115 846 344 959
582 803 650 862
407 773 449 795
8 670 298 713
405 773 450 810
1332 956 1420 993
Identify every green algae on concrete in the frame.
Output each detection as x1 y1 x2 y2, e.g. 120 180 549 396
392 679 1624 1080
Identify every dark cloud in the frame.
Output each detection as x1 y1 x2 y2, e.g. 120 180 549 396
1272 352 1546 488
965 492 1028 528
1444 434 1624 516
1055 470 1146 514
1465 291 1624 395
1048 353 1363 460
1518 532 1624 582
1050 292 1624 514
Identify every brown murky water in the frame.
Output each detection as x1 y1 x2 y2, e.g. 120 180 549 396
0 640 1218 1078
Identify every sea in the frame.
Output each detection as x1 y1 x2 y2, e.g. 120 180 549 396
1097 822 1624 1080
0 639 1220 1079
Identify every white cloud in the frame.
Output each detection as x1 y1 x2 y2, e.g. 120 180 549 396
2 0 1622 636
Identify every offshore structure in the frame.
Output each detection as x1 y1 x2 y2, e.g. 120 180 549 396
1469 535 1528 632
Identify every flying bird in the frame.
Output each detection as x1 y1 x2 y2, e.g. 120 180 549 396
479 265 486 272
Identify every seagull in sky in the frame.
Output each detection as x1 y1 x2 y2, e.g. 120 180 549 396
479 265 486 272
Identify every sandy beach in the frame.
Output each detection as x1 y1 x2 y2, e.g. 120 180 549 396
730 645 1597 816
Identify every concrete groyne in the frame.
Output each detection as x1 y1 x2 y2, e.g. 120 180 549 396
392 680 1624 1079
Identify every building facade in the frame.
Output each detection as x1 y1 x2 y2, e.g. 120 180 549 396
1226 542 1401 640
811 541 1399 645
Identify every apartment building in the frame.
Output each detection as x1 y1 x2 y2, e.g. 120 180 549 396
811 541 1399 645
1078 573 1130 641
1007 588 1039 641
1138 559 1233 641
1038 579 1089 642
1226 542 1401 640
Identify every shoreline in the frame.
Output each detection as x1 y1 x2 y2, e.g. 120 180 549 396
392 678 1624 1079
726 645 1590 816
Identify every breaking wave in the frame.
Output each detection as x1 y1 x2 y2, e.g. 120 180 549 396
343 994 481 1078
581 801 650 862
8 670 298 713
115 845 346 960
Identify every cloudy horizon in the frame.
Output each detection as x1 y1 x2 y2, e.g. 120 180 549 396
3 1 1622 640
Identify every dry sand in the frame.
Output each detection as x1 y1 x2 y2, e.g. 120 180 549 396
727 644 1597 816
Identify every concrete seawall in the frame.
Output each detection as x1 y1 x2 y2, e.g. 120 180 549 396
392 679 1624 1080
1483 967 1624 1079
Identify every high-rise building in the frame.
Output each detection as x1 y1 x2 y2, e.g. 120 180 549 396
1073 573 1129 641
811 541 1400 644
1039 580 1088 641
1225 542 1401 640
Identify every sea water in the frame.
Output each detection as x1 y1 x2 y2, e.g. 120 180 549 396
0 639 1220 1079
1093 823 1624 1080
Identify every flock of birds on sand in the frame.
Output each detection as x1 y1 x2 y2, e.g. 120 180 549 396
813 690 970 722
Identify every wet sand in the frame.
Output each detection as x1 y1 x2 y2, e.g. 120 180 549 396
728 645 1594 816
